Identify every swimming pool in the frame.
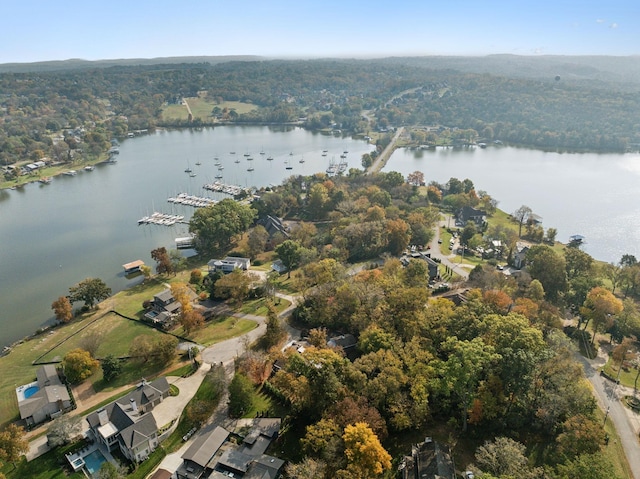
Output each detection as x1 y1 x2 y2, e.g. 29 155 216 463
23 385 40 398
84 449 107 475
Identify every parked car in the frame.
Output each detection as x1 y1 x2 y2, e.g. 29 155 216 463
465 472 475 479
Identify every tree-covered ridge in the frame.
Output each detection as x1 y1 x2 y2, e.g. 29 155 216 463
3 57 640 168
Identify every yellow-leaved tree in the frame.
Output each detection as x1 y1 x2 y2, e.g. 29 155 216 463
339 422 391 478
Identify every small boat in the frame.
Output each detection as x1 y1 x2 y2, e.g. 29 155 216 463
218 166 224 170
289 152 294 156
234 159 240 164
285 161 293 170
185 167 192 173
299 157 305 163
230 151 236 155
215 173 223 179
343 150 348 154
322 149 328 153
247 157 253 161
267 156 274 161
39 177 52 184
322 152 327 156
84 165 95 171
244 152 251 157
260 148 265 155
63 170 77 176
247 166 254 172
195 162 201 166
189 173 197 177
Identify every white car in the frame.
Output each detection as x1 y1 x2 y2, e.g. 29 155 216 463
465 472 475 479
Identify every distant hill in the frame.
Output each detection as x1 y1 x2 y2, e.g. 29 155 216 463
0 55 264 73
379 55 640 88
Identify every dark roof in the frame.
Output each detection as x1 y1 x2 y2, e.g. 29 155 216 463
155 289 174 303
182 426 229 468
217 448 253 473
37 364 61 386
458 205 487 223
120 413 158 449
244 455 285 479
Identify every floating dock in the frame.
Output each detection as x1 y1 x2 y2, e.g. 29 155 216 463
203 181 247 196
168 193 217 208
138 212 185 226
123 260 144 274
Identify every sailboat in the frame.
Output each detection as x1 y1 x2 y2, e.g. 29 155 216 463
299 156 305 164
184 159 192 173
247 165 255 172
285 160 293 170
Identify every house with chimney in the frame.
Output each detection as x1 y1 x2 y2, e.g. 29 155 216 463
86 378 169 463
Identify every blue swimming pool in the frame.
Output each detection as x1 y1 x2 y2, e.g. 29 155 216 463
84 449 107 475
23 385 40 398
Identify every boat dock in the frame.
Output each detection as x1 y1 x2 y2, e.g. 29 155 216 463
123 260 144 274
168 193 217 208
203 181 248 196
138 212 186 226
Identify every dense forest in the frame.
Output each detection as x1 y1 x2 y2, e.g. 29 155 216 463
2 55 640 168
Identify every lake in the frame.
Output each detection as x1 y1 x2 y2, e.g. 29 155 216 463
0 125 374 346
2 128 639 346
384 145 640 264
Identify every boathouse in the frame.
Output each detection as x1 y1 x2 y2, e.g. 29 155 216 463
123 260 145 274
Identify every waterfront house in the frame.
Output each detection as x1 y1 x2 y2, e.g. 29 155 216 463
400 252 439 281
17 364 72 427
86 378 169 463
513 242 530 269
144 289 181 328
456 206 487 227
208 257 251 274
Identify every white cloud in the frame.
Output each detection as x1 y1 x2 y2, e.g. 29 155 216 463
609 22 618 29
596 18 605 23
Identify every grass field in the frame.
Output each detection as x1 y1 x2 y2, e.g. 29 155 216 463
161 98 257 122
172 316 257 346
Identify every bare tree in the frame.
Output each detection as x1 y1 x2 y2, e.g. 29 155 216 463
512 205 532 238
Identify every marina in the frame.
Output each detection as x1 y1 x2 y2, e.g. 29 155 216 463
168 193 217 208
203 181 248 196
137 212 186 226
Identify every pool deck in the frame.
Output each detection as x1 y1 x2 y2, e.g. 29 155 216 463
15 381 38 402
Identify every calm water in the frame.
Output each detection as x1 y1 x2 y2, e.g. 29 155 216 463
384 145 640 264
0 126 373 345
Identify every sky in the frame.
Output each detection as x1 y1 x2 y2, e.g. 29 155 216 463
2 0 639 64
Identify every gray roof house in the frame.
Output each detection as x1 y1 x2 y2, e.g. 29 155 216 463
208 257 251 274
17 364 72 427
177 419 283 479
457 206 487 226
513 242 530 269
86 378 169 463
399 437 455 479
145 289 181 328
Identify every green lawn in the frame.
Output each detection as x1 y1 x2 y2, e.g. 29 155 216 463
161 98 257 122
2 440 85 479
603 358 640 391
238 297 292 316
172 316 257 346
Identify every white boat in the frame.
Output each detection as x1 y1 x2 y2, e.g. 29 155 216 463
234 159 240 164
63 170 77 176
247 166 254 172
84 165 94 171
267 156 274 161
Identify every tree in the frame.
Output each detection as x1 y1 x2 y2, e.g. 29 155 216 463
68 278 112 309
79 330 104 358
214 270 258 306
154 335 179 365
0 424 29 467
62 348 99 383
96 460 127 479
580 286 623 344
129 335 154 363
181 309 205 335
46 415 82 447
435 337 500 431
228 373 254 418
101 354 123 383
474 436 530 477
52 296 73 322
308 183 330 219
546 227 558 244
341 422 391 478
263 302 285 349
171 282 194 316
407 170 424 186
247 225 269 258
386 218 410 256
512 205 532 237
285 458 327 479
276 240 303 278
151 246 173 275
526 245 567 302
189 198 256 255
555 453 621 479
556 414 606 458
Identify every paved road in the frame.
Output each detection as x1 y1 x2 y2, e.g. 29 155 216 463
576 351 640 478
427 214 471 281
367 126 404 174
